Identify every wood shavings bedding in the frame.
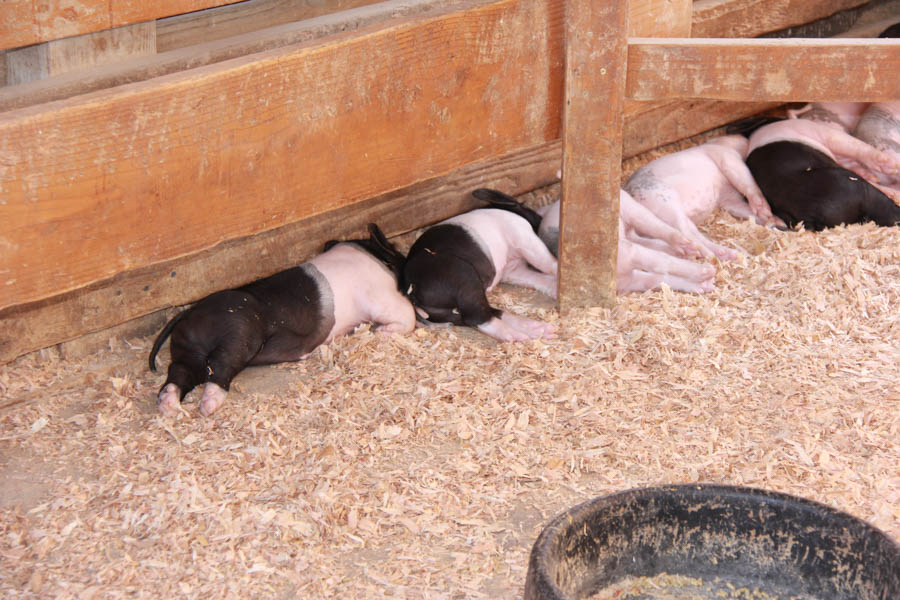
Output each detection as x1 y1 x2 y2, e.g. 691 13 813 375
2 193 899 599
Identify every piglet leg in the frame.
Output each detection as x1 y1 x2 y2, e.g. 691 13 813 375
619 270 714 294
629 189 739 261
477 312 556 342
373 294 417 335
199 383 228 417
826 129 900 176
620 190 702 258
714 151 784 227
503 261 558 298
621 233 716 283
157 383 183 417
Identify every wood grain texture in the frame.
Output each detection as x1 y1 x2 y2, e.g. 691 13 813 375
628 0 691 37
0 141 560 363
558 0 627 310
0 0 564 312
5 22 156 85
156 0 386 51
627 38 900 102
0 1 244 51
0 0 459 112
692 0 869 38
3 0 694 112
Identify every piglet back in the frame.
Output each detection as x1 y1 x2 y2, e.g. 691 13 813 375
324 225 407 285
471 188 543 233
879 23 900 37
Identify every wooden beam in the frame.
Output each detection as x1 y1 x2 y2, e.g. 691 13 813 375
3 0 697 113
0 0 564 312
628 0 690 37
156 0 385 52
558 0 628 310
0 1 246 51
5 22 156 85
692 0 868 38
622 99 779 157
0 141 560 363
0 1 458 113
627 38 900 102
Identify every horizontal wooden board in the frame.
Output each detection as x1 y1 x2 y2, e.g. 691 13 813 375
3 0 696 113
627 0 691 37
0 0 245 51
691 0 869 38
6 22 156 86
0 0 564 312
0 1 458 113
156 0 387 51
627 38 900 102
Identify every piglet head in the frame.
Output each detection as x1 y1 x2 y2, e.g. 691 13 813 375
404 280 466 326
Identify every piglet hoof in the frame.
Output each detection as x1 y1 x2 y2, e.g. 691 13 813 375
199 383 228 417
475 320 530 342
698 263 716 280
157 383 182 417
878 155 900 176
711 244 739 262
377 320 415 335
678 242 704 260
500 312 556 341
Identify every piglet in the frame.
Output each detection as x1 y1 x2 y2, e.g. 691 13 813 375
624 135 781 258
149 224 415 417
737 117 900 230
403 189 557 342
538 194 715 294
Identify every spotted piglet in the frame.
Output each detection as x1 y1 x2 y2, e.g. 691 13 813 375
625 134 783 256
403 188 557 342
149 224 415 417
736 116 900 230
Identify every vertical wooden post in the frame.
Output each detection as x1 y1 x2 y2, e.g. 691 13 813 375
558 0 629 310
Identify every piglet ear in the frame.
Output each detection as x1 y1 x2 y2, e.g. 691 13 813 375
368 223 391 249
367 223 405 260
472 188 517 205
725 115 784 138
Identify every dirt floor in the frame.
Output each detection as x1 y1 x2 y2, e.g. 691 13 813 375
2 175 899 598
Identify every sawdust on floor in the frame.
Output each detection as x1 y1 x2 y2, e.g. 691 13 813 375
2 193 898 598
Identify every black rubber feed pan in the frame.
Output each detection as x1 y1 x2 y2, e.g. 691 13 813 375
524 484 900 600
